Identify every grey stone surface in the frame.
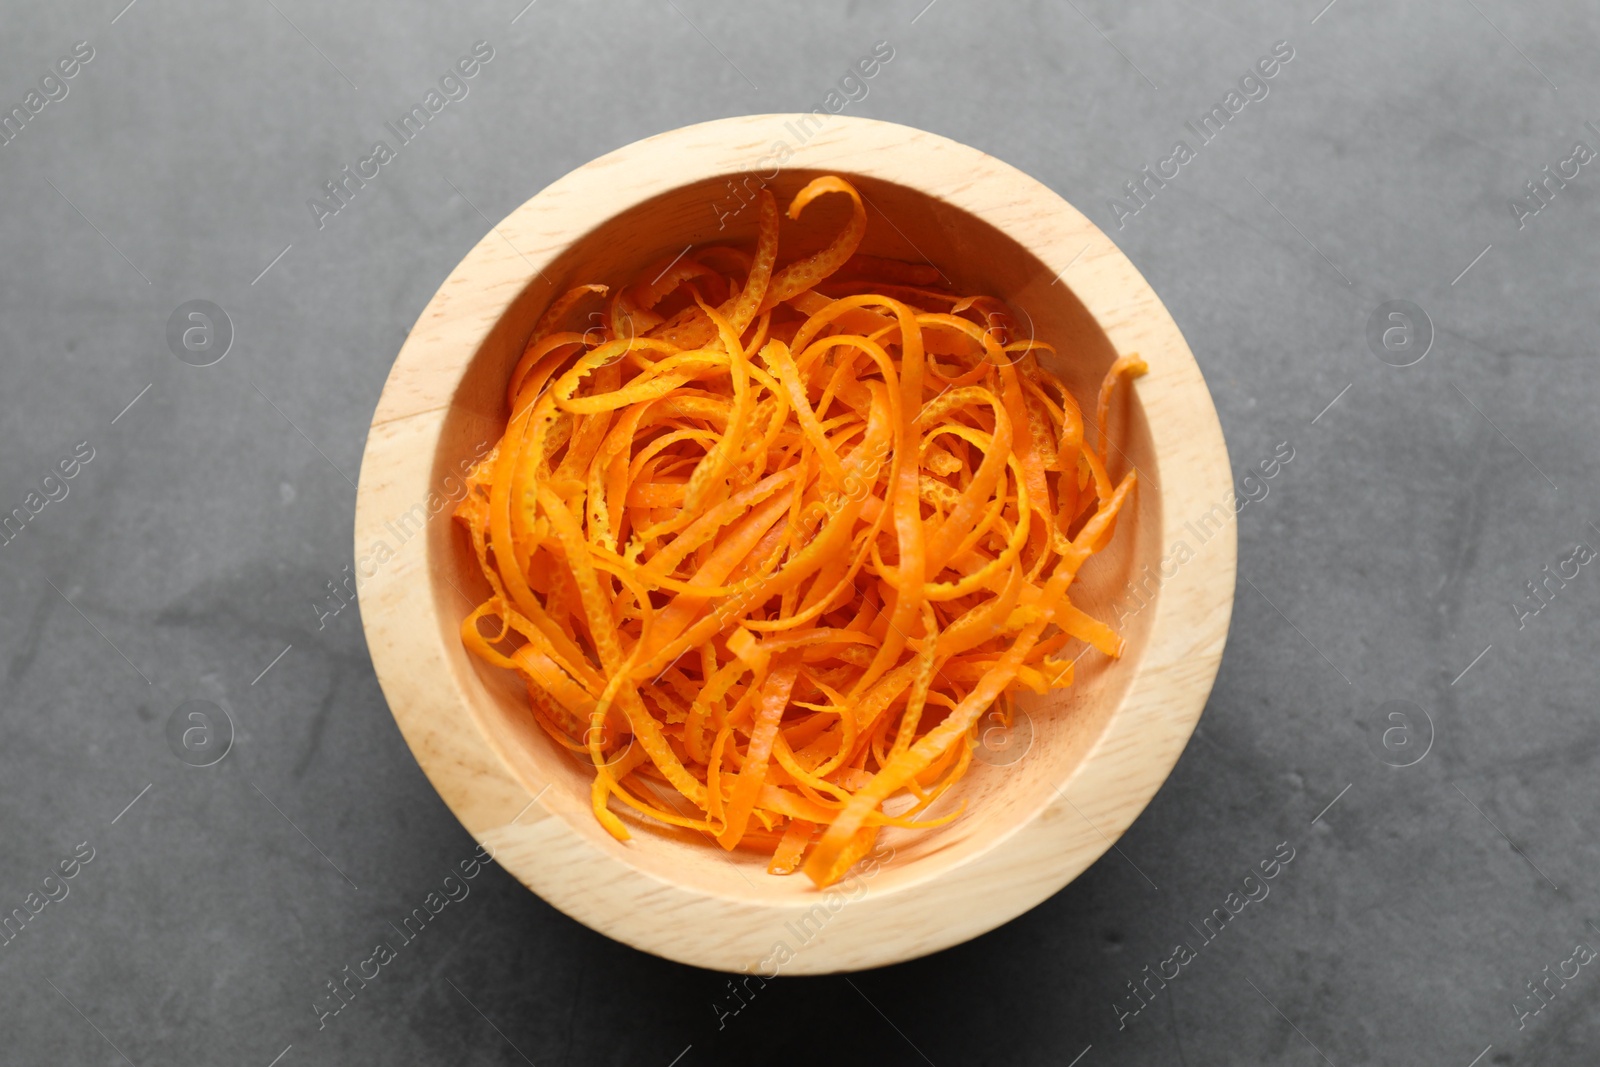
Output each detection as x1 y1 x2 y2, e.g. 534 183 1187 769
1 0 1597 1064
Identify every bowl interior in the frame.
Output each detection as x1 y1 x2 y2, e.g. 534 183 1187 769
427 169 1163 902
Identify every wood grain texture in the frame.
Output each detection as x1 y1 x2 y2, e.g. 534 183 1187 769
353 114 1236 974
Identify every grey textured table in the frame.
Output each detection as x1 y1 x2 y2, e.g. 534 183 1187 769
2 1 1596 1064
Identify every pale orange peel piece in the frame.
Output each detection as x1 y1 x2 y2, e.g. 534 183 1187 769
760 176 868 311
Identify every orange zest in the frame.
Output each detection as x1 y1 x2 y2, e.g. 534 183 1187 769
455 176 1144 888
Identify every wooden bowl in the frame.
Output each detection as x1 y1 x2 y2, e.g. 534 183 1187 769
355 114 1235 974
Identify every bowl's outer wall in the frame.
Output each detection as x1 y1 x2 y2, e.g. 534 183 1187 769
354 114 1236 973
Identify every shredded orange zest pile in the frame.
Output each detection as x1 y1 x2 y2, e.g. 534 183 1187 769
455 175 1145 888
